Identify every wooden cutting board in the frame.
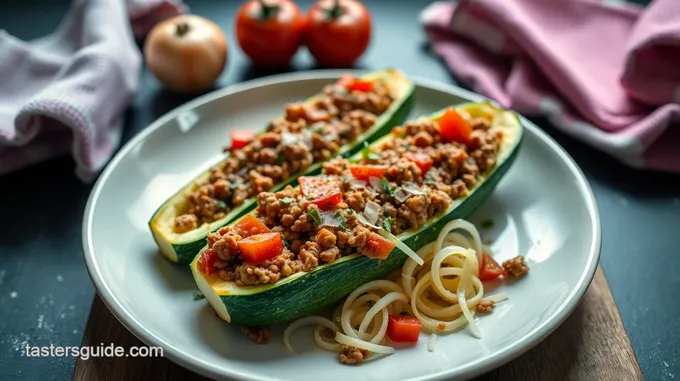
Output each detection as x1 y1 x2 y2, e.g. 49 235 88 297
72 266 643 381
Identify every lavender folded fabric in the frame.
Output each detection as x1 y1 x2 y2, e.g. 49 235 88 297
421 0 680 172
0 0 186 181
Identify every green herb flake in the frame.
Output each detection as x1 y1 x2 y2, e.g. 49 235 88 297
229 180 240 190
481 219 494 229
381 177 395 197
383 210 389 217
276 151 286 165
360 141 380 161
347 208 355 215
335 211 347 232
342 176 350 183
217 200 227 209
307 208 321 224
382 217 393 232
279 197 295 204
282 238 290 246
193 293 205 301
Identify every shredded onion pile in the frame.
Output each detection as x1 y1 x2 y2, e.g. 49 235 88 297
282 219 509 359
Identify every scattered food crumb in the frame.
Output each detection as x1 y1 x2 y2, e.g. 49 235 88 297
37 315 44 329
476 300 495 313
10 291 17 298
68 305 75 310
241 326 271 344
56 275 63 282
60 313 66 319
193 292 205 301
339 344 370 365
73 330 78 335
502 256 530 278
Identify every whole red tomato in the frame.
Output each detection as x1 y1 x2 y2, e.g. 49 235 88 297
305 0 372 67
236 0 306 67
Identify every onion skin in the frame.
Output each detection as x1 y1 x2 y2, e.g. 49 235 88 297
144 15 228 93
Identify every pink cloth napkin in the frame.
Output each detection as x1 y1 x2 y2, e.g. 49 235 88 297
421 0 680 172
0 0 187 181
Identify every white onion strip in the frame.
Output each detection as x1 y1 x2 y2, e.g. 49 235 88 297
283 316 339 352
356 213 381 229
335 332 395 355
378 229 424 265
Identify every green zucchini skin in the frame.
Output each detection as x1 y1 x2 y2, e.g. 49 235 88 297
149 69 415 265
191 103 523 326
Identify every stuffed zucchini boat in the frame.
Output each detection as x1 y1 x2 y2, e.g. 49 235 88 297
191 101 523 326
149 69 415 264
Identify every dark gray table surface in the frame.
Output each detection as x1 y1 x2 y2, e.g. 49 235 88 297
1 0 678 380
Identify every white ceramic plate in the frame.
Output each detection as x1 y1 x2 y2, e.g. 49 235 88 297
82 71 601 381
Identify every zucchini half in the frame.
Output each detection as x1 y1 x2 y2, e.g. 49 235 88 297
191 102 524 326
149 69 415 264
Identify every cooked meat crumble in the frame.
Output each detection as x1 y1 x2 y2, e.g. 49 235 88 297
241 326 271 344
502 256 529 277
201 113 503 286
475 300 495 313
173 78 395 233
339 344 370 365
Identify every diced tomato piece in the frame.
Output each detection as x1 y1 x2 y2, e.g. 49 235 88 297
349 164 388 180
335 75 373 92
237 232 283 265
387 315 422 343
199 249 218 276
438 107 472 144
233 214 270 237
359 232 395 260
299 176 342 210
230 129 255 150
479 252 506 281
404 152 433 173
348 80 373 92
336 75 356 88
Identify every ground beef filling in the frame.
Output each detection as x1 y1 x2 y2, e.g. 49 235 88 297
173 81 395 233
210 184 374 286
205 117 502 286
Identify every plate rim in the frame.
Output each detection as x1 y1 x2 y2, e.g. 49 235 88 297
81 70 601 381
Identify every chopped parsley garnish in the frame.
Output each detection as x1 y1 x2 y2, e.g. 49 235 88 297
279 197 295 204
361 141 381 161
383 209 389 217
342 176 350 183
217 200 227 209
381 177 395 197
347 208 355 215
307 208 321 224
282 238 290 246
481 219 494 229
229 180 240 190
382 217 393 232
193 293 205 301
276 151 286 164
335 211 347 232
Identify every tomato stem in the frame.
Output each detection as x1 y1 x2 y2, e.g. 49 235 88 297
324 0 344 22
175 22 190 37
257 0 279 20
